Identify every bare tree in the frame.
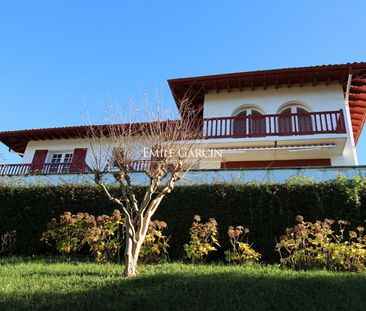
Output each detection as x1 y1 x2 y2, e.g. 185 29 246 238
88 99 204 277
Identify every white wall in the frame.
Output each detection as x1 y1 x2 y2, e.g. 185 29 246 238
203 83 357 166
23 136 155 168
203 83 345 117
23 138 90 164
2 166 366 186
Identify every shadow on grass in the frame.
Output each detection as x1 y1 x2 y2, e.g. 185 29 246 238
1 268 366 311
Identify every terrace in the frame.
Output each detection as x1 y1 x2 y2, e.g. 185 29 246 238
0 109 347 177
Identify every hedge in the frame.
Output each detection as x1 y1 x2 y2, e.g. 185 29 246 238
0 176 366 262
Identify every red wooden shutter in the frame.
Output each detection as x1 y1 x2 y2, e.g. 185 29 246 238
70 148 87 173
30 150 48 173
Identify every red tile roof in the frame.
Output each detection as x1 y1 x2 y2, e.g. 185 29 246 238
0 125 94 153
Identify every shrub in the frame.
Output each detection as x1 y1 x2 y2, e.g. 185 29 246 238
41 212 95 255
224 226 261 264
183 215 220 262
276 215 366 272
1 177 366 261
42 210 124 262
139 220 170 263
82 210 124 262
42 210 170 263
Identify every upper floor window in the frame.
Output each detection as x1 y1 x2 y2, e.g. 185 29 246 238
50 152 73 163
48 151 73 173
233 107 266 136
278 104 313 134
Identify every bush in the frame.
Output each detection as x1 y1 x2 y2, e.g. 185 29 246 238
224 226 261 264
41 212 95 255
42 210 124 262
139 220 170 263
183 215 220 262
1 176 366 261
42 210 169 263
276 215 366 271
82 210 124 262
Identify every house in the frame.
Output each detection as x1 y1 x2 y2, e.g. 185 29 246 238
1 62 366 183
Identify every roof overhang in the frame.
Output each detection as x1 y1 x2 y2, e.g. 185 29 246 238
0 125 93 154
168 62 366 143
0 121 179 154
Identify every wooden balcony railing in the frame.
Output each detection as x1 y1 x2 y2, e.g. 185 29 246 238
0 110 348 177
0 161 155 176
0 163 90 176
201 109 346 139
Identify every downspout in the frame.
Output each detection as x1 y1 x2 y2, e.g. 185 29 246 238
344 72 358 165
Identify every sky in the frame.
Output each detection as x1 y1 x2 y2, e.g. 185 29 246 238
0 0 365 164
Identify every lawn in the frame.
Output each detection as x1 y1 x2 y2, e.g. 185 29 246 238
1 257 366 311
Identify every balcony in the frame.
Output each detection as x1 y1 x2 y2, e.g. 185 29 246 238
201 109 346 139
0 110 348 177
0 163 91 176
0 160 152 176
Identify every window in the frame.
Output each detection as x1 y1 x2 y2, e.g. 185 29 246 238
278 105 313 134
233 107 266 136
64 153 73 163
51 153 62 163
278 108 292 134
297 107 313 133
50 152 73 163
48 152 73 173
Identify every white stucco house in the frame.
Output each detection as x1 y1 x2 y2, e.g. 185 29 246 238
1 62 366 183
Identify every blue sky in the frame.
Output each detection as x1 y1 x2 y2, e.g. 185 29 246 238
0 0 365 163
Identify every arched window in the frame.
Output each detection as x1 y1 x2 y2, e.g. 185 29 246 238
278 104 313 134
233 107 266 136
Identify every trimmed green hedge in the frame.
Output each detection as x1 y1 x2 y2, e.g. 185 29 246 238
1 176 366 261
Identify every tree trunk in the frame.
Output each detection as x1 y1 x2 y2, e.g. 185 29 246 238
122 217 151 277
122 227 138 277
123 250 138 277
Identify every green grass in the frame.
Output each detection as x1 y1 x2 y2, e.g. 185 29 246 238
1 257 366 311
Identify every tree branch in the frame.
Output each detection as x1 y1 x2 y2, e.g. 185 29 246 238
98 182 137 241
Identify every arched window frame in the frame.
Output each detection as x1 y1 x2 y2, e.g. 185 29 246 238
277 102 311 115
232 105 265 117
232 105 267 137
277 102 313 134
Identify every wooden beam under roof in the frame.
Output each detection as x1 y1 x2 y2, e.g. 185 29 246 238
351 77 366 84
349 93 366 101
263 77 267 90
350 85 366 93
326 72 331 85
312 75 318 86
350 107 366 114
275 75 279 89
351 113 363 120
349 101 366 109
250 78 255 91
287 74 292 88
299 76 304 87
